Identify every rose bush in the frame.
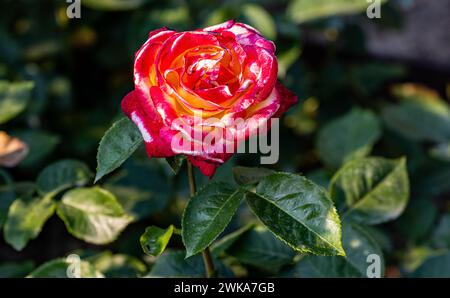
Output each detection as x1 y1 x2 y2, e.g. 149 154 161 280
121 20 297 177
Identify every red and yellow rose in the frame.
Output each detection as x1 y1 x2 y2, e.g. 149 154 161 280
122 20 297 176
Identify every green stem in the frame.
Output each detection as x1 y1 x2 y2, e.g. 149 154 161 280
186 160 216 278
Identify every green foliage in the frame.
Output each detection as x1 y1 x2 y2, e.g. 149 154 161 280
4 194 55 251
182 182 245 257
383 99 450 143
246 172 344 256
285 222 384 277
0 81 34 124
140 225 174 256
317 108 382 169
1 0 448 279
89 253 147 277
330 157 409 224
82 0 150 11
95 118 143 182
288 0 388 23
36 159 93 196
27 258 104 278
56 187 133 244
241 4 277 40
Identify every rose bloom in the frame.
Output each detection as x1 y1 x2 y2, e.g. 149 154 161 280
122 20 297 177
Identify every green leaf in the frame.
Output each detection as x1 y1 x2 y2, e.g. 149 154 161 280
0 81 34 124
90 253 147 278
0 261 35 278
147 250 233 277
242 4 276 40
4 194 56 251
226 226 296 272
284 222 384 277
165 155 186 174
317 108 382 169
36 159 93 196
82 0 149 11
140 225 174 256
330 157 409 224
56 187 133 245
95 117 143 182
382 100 450 143
232 166 274 185
182 182 245 258
27 258 103 278
246 172 344 256
288 0 388 23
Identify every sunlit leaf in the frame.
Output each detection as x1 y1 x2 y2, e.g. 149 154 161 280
140 225 174 256
246 172 344 256
56 187 133 245
4 194 56 251
330 157 409 224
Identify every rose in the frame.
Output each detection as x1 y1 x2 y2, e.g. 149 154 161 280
122 20 297 177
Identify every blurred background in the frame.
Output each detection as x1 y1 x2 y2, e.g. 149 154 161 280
0 0 449 277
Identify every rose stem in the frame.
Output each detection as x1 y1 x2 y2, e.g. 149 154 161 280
186 160 216 278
